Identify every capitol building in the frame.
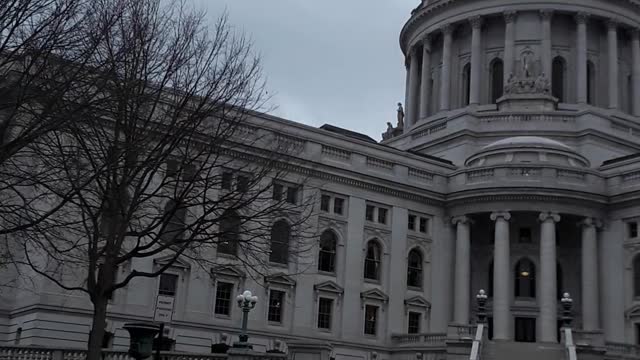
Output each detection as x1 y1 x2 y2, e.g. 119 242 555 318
4 1 640 360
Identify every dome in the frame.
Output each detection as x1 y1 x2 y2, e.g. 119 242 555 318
482 136 574 151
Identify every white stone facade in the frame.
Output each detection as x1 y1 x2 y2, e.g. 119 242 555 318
3 1 640 360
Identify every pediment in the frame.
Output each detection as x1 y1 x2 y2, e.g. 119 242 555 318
265 272 296 287
360 288 389 303
626 304 640 319
211 265 246 279
314 280 344 295
404 295 431 309
154 255 190 270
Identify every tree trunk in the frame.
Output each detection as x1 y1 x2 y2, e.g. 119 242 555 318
87 295 108 360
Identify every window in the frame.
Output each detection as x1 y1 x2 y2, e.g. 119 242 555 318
587 61 595 105
408 215 416 231
364 305 378 335
366 205 375 222
634 255 640 297
515 317 536 343
366 204 389 225
273 182 299 204
557 263 563 300
377 208 388 224
364 241 381 281
630 222 638 238
273 183 284 201
286 187 298 204
221 171 233 190
153 336 175 351
407 249 423 288
162 199 186 241
101 332 113 349
320 195 331 212
419 218 428 233
519 228 532 243
268 290 285 323
552 56 565 102
408 312 421 334
490 58 504 103
236 175 249 192
462 63 471 106
214 282 233 316
318 230 337 273
166 160 179 178
269 220 290 264
333 198 344 215
218 211 240 256
158 273 178 296
514 258 535 298
320 193 346 215
488 261 494 297
636 323 640 345
318 298 333 330
408 213 430 234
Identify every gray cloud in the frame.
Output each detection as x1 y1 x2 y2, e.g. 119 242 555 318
195 0 418 140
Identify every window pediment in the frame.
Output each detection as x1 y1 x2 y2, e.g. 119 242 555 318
265 272 296 288
211 265 245 279
404 295 431 309
154 255 190 270
360 288 389 303
626 304 640 319
314 280 344 295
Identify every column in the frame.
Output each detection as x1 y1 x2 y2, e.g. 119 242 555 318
452 216 471 324
419 35 432 119
440 24 453 111
608 20 619 109
540 10 553 78
539 212 560 342
632 29 640 116
490 211 511 340
580 218 600 331
503 11 517 82
599 220 625 342
576 13 589 104
469 16 483 106
430 217 456 331
407 47 421 127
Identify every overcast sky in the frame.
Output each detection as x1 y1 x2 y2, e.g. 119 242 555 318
196 0 419 140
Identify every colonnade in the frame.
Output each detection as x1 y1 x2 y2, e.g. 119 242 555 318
403 10 640 130
450 212 601 342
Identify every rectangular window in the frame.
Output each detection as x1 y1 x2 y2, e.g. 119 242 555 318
519 228 532 243
268 290 285 323
286 186 298 204
419 217 428 233
630 222 638 238
333 198 344 215
320 195 331 212
214 282 233 316
221 171 233 190
364 305 378 335
166 160 179 178
317 298 333 330
158 273 178 297
236 175 249 192
408 312 421 334
365 205 375 222
183 164 196 181
273 183 284 201
408 215 416 231
377 208 387 224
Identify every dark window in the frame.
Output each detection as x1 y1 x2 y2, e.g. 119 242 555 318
153 337 175 351
318 298 333 329
587 61 595 105
364 241 381 280
365 205 375 222
333 198 344 215
236 175 249 192
268 290 285 323
162 199 186 241
636 323 640 345
286 186 298 204
102 331 114 348
515 317 536 342
211 343 230 354
630 222 638 238
419 218 428 233
218 211 240 255
408 215 416 231
320 195 331 212
557 263 563 300
552 57 565 102
364 305 378 335
166 160 179 178
183 164 197 181
214 282 233 316
519 228 532 243
318 230 337 273
221 171 233 190
407 249 423 288
158 273 178 296
273 183 284 201
377 208 387 224
488 261 494 297
463 63 471 106
634 255 640 297
515 258 536 298
490 59 504 103
408 312 421 334
269 220 290 264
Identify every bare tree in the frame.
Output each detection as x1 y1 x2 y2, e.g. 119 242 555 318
4 1 315 359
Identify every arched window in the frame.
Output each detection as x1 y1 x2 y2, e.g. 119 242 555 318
552 56 566 102
364 240 382 281
587 61 596 105
634 255 640 297
318 230 337 273
407 249 423 288
514 258 536 298
270 220 290 264
462 63 471 106
218 211 240 255
490 59 504 103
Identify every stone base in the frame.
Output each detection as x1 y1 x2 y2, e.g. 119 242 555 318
497 93 559 111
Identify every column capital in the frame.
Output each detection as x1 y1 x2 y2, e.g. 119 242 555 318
469 15 483 29
539 212 561 223
607 18 619 30
452 215 472 226
504 11 517 24
490 211 511 221
632 28 640 40
539 9 554 21
440 23 454 36
575 12 590 25
422 34 432 51
579 217 603 229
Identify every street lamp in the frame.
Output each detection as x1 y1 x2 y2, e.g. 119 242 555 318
476 289 488 324
234 290 258 348
560 292 573 327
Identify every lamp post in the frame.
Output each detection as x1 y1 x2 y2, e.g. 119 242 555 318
234 290 258 348
476 289 488 324
560 292 573 327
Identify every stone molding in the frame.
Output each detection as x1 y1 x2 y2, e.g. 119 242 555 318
504 11 517 24
575 12 590 25
440 23 454 35
490 211 511 221
469 15 483 29
539 9 554 21
607 18 619 29
579 217 603 229
451 215 472 226
539 212 561 223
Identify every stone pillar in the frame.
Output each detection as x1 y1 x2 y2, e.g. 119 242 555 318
607 20 619 109
407 47 421 127
440 24 453 111
580 218 600 331
490 211 511 341
419 35 432 119
600 220 625 342
576 13 589 104
503 11 517 83
539 212 561 342
632 29 640 116
469 16 483 106
452 216 471 324
540 10 553 79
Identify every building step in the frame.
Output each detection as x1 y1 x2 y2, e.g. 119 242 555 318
481 341 565 360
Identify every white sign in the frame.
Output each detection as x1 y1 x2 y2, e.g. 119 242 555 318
154 295 175 323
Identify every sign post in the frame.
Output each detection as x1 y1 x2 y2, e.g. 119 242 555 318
153 295 175 360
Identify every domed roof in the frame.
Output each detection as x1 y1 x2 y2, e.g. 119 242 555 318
482 136 573 151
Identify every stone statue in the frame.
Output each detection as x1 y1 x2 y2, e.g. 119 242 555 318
535 73 550 94
522 51 534 78
396 102 405 128
504 73 516 94
382 122 394 140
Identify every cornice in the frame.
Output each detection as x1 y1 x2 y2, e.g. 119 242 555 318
445 187 609 208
